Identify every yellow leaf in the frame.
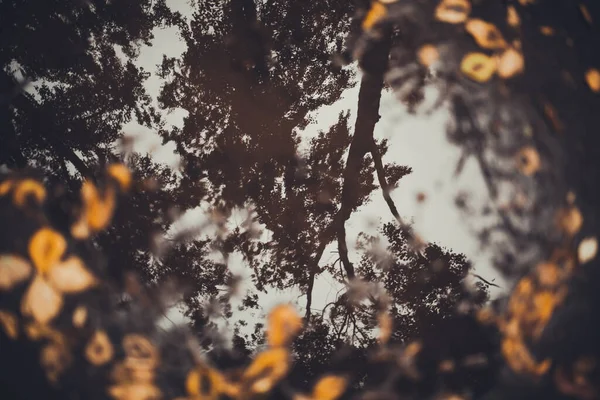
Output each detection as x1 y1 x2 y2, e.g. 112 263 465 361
435 0 471 24
109 383 161 400
108 163 132 191
21 275 63 324
460 52 497 83
13 179 46 207
24 321 61 342
244 348 290 393
85 184 116 231
536 263 561 287
71 217 91 240
0 254 32 291
47 256 97 293
121 334 161 384
362 2 387 31
556 206 583 236
0 310 18 339
0 180 13 196
465 19 507 49
417 45 439 67
86 330 114 366
72 306 88 328
29 228 67 274
497 47 524 78
516 146 541 176
312 375 347 400
267 304 302 347
578 237 598 264
585 68 600 93
506 5 520 27
40 339 71 383
73 181 117 237
186 367 224 399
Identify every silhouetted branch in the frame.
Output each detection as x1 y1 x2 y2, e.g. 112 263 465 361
471 273 501 289
336 28 393 281
370 139 408 228
306 219 339 320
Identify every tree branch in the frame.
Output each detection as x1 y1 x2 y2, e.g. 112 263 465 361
305 218 339 320
335 27 393 281
370 140 408 228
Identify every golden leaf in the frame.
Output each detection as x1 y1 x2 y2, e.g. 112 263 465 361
123 334 159 371
85 184 116 231
73 306 88 328
536 263 561 287
47 256 97 293
516 146 541 176
244 348 290 393
29 228 67 274
0 180 13 196
24 321 61 342
21 275 63 325
435 0 471 24
120 334 160 383
186 367 224 399
0 254 32 291
417 45 439 67
476 307 496 325
13 179 46 207
71 218 91 240
533 291 559 323
460 53 497 83
497 47 524 78
504 318 521 338
41 340 71 383
108 164 132 191
109 383 161 400
73 181 117 238
267 304 302 347
465 19 507 49
362 2 387 31
556 206 583 236
585 68 600 93
506 6 520 27
86 330 114 366
502 337 536 373
578 237 598 264
0 310 18 339
312 375 347 400
404 341 422 358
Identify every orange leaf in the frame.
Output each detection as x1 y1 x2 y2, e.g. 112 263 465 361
0 254 32 291
13 179 46 207
29 228 67 274
267 304 302 347
47 256 97 293
312 375 347 400
21 275 63 324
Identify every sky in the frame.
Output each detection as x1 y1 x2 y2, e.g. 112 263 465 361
120 1 507 335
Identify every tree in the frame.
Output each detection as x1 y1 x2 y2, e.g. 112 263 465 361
0 0 181 177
